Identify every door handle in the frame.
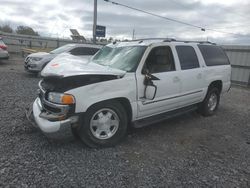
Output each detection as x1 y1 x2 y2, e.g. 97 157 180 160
173 76 180 83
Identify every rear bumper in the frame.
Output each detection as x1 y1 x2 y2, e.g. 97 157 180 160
31 97 79 139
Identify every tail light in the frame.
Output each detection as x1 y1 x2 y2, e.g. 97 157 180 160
0 45 7 50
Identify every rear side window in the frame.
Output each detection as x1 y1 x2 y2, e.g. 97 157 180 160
70 47 99 56
198 45 230 66
176 46 199 70
84 47 99 55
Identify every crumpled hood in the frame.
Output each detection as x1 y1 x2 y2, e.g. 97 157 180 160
41 53 126 78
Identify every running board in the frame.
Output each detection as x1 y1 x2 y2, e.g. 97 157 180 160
132 105 198 128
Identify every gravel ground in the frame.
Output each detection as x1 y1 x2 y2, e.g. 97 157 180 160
0 56 250 187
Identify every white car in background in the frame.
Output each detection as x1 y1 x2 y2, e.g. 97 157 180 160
24 43 102 73
0 37 9 60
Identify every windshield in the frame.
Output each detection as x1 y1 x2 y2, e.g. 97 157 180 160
50 44 73 54
92 45 147 72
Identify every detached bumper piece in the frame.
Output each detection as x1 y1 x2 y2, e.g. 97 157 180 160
31 97 78 139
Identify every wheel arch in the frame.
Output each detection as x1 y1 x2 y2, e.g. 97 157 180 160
208 80 223 93
85 97 133 123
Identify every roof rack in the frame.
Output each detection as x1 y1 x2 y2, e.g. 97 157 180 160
130 38 176 42
180 40 216 45
124 38 216 45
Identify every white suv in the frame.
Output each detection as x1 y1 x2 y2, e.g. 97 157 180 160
29 39 231 148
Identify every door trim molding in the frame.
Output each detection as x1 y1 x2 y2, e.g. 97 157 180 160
142 90 203 105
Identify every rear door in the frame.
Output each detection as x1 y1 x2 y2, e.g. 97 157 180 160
136 45 182 118
175 45 206 107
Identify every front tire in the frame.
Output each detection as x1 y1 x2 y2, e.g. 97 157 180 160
198 87 220 116
78 101 128 148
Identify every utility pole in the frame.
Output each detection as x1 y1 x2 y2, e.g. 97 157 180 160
132 29 135 40
93 0 97 44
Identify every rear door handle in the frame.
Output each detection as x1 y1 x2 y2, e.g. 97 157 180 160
173 76 180 83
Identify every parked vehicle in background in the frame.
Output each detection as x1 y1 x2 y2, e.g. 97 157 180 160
0 37 9 60
29 38 231 148
24 43 102 73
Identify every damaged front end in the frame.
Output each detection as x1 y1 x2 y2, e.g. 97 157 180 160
36 74 118 121
26 79 79 139
38 80 76 121
28 73 122 139
27 54 126 139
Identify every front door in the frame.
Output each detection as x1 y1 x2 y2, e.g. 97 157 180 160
136 46 181 119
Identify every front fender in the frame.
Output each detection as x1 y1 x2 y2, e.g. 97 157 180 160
67 73 137 116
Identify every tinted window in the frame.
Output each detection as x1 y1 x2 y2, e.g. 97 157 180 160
176 46 199 70
145 46 175 73
198 45 230 66
50 44 74 54
70 47 99 56
85 47 99 55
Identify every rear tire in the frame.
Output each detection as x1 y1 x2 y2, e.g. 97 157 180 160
198 87 220 116
78 101 128 148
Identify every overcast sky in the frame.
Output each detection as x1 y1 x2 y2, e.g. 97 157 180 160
0 0 250 44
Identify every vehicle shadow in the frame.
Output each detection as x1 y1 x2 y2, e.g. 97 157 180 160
128 111 200 134
22 110 202 150
22 72 39 78
0 60 9 66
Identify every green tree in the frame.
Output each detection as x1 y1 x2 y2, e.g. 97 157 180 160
16 26 39 36
0 24 13 33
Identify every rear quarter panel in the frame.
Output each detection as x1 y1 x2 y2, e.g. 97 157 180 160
204 65 231 94
195 45 231 96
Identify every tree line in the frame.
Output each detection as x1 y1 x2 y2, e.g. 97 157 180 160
0 24 39 36
0 24 129 42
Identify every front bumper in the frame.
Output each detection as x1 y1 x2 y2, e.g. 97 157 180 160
24 58 44 72
31 97 79 139
24 63 41 73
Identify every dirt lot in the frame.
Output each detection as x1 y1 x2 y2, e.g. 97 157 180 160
0 56 250 187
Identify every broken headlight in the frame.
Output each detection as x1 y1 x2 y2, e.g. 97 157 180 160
48 92 75 105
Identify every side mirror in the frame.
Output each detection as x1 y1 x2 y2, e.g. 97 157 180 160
145 85 157 100
142 69 159 100
143 72 159 100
